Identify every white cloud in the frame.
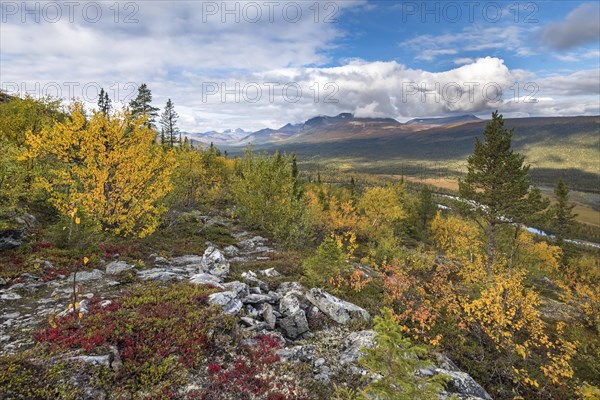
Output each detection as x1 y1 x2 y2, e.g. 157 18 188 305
540 3 600 50
403 25 534 61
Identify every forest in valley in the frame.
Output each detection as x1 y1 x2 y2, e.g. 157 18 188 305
0 87 599 400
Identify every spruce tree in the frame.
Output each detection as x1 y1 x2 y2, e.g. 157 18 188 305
129 84 159 127
97 88 111 117
357 308 448 399
417 185 437 229
159 99 179 147
459 111 537 275
552 178 577 245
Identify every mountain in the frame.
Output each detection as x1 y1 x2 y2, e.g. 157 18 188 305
184 114 600 192
184 128 249 146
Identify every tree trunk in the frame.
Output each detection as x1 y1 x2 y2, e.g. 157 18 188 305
487 221 496 275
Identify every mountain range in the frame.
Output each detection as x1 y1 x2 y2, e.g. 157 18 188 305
185 112 599 193
184 113 482 146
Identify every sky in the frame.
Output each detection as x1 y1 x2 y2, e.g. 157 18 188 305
1 0 599 131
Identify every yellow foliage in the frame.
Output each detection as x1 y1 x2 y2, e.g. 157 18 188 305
515 231 562 273
21 103 177 237
357 186 406 239
431 212 487 284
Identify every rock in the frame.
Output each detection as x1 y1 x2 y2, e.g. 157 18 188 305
70 269 104 282
208 291 243 314
1 312 20 319
223 281 250 298
171 255 204 267
105 261 134 275
223 245 239 256
422 354 492 400
538 296 580 322
437 369 492 400
137 268 180 282
242 294 274 304
279 310 309 339
17 213 37 228
257 268 280 277
189 273 224 289
306 288 371 325
200 246 230 277
277 345 315 362
263 303 277 329
240 316 261 327
279 293 301 316
71 355 111 367
1 292 22 300
238 235 268 250
339 330 376 365
0 229 23 250
277 281 304 295
0 277 5 286
241 271 269 291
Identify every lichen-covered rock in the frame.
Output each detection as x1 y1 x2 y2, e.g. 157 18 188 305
70 269 104 282
200 246 230 277
223 281 250 298
171 255 204 267
105 261 134 275
279 309 309 339
189 273 224 289
208 291 243 314
263 303 277 329
279 293 301 316
305 288 370 324
258 268 280 277
339 330 376 365
241 271 269 291
136 268 180 282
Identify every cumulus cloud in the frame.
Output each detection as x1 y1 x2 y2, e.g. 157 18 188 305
1 1 598 131
539 3 600 50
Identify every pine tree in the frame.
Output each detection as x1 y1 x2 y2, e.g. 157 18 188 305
552 178 577 245
129 84 159 127
159 99 179 147
459 111 538 275
97 88 111 117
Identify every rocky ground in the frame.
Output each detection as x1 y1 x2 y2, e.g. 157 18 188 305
0 215 495 399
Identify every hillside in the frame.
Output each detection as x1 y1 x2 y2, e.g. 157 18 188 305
217 114 600 194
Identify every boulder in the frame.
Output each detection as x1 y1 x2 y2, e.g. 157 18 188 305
105 261 134 275
137 268 180 282
423 354 493 400
223 281 250 298
339 330 376 365
279 309 309 339
241 271 269 291
242 293 274 304
263 303 277 329
70 269 104 282
306 288 370 324
189 273 224 289
0 229 23 251
257 268 280 277
223 245 239 256
200 246 230 277
208 291 243 314
171 255 204 267
279 293 301 316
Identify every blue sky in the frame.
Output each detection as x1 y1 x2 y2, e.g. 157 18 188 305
1 1 599 131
